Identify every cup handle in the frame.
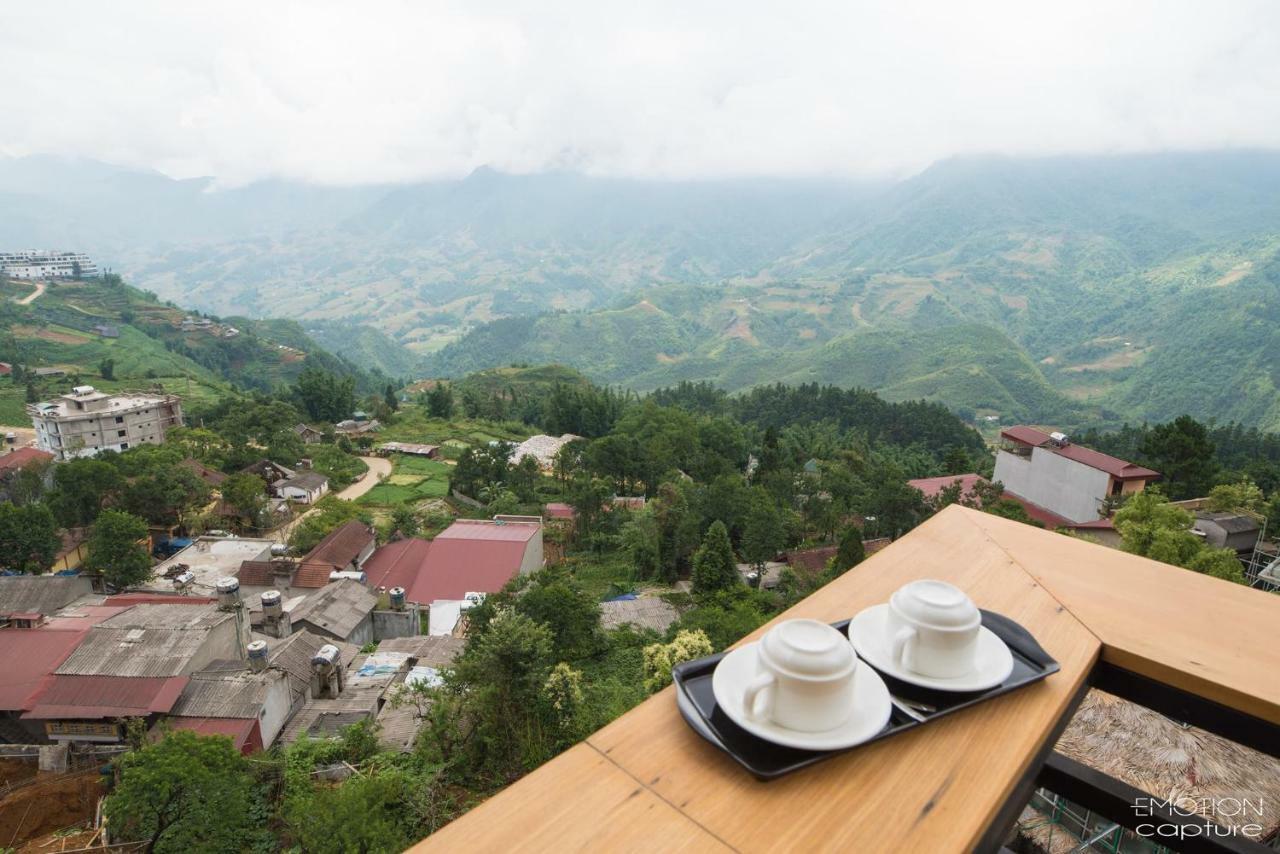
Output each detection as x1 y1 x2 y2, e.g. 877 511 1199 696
742 672 776 723
891 626 918 672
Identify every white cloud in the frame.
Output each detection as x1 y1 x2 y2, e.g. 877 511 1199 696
2 0 1278 185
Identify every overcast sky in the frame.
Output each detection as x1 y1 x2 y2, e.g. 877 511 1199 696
2 1 1278 186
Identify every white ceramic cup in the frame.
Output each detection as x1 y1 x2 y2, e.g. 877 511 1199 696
742 618 858 732
886 579 981 679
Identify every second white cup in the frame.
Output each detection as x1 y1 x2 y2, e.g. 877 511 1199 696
886 579 981 679
742 618 858 732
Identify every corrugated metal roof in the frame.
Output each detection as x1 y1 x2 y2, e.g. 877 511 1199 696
364 538 431 591
377 635 464 669
403 519 540 604
0 447 54 473
264 630 358 694
99 603 229 630
0 575 93 615
0 628 92 711
23 675 188 719
302 520 375 570
599 598 679 633
1001 426 1160 480
289 579 376 640
907 474 987 500
56 628 211 677
169 670 283 718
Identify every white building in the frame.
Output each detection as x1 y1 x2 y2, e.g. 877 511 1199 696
28 386 183 460
992 426 1159 524
0 250 98 279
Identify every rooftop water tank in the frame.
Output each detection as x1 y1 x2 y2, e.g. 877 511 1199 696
215 576 240 609
389 587 406 612
246 639 269 672
172 571 195 591
311 644 340 671
270 543 289 557
1050 431 1070 446
261 590 282 618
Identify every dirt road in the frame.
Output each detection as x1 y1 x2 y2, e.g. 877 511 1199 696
271 456 389 541
14 280 45 305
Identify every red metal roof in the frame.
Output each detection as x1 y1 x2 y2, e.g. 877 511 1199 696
907 474 987 500
364 538 432 591
404 521 540 604
0 447 54 474
1000 426 1053 447
302 520 375 570
436 519 540 543
167 717 263 754
1001 426 1159 480
0 629 92 711
23 675 189 719
41 605 131 633
784 545 838 573
543 502 576 519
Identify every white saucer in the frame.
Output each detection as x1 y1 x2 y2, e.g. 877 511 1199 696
711 642 891 751
847 603 1014 692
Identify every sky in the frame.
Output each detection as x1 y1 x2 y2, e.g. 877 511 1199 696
2 1 1279 187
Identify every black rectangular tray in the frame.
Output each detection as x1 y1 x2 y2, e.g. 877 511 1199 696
673 609 1059 780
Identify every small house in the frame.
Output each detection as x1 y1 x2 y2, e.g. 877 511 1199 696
278 470 329 504
293 423 324 445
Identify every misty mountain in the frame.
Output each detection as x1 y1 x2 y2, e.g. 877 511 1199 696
4 150 1280 428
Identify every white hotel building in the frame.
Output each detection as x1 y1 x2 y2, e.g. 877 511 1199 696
28 386 184 460
0 250 99 279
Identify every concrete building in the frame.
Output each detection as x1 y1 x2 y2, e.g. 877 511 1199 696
992 426 1159 525
1193 511 1261 554
287 579 377 647
363 518 543 608
22 603 248 743
0 250 98 279
28 386 183 461
278 470 329 503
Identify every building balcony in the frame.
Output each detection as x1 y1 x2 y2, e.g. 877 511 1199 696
409 505 1280 852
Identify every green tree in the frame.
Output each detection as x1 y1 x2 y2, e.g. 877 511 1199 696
515 577 603 661
99 357 115 381
294 366 356 423
739 492 786 576
691 520 740 595
85 509 152 588
390 503 420 538
219 473 268 531
285 767 414 854
119 466 210 527
0 502 60 573
47 458 124 527
425 383 454 418
833 524 866 574
1206 479 1265 513
510 454 541 502
384 383 400 412
1187 548 1246 584
1139 416 1218 500
1114 490 1199 560
103 730 265 854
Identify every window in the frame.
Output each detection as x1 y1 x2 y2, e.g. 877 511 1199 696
114 416 124 424
117 430 127 438
1111 481 1124 496
120 443 129 450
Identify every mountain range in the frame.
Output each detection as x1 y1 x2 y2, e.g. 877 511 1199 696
3 151 1280 430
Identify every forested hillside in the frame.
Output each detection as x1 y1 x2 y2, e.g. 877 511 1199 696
6 151 1280 429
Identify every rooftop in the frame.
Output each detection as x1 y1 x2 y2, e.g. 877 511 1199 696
0 627 95 712
404 519 540 604
300 520 375 571
364 538 432 591
169 667 287 719
1000 426 1160 480
410 505 1280 851
0 447 54 474
24 674 189 720
262 630 359 695
150 537 277 595
288 579 377 639
55 604 232 677
907 473 986 500
0 575 93 616
376 635 465 669
599 596 680 633
280 470 329 491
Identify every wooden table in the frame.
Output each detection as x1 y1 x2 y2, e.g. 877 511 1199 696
411 505 1280 853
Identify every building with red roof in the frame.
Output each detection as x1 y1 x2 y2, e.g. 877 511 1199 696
403 519 543 606
295 520 376 588
994 427 1159 525
364 538 432 592
907 473 987 501
0 446 54 477
543 502 577 521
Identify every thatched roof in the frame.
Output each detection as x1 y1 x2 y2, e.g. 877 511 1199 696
1050 689 1280 840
